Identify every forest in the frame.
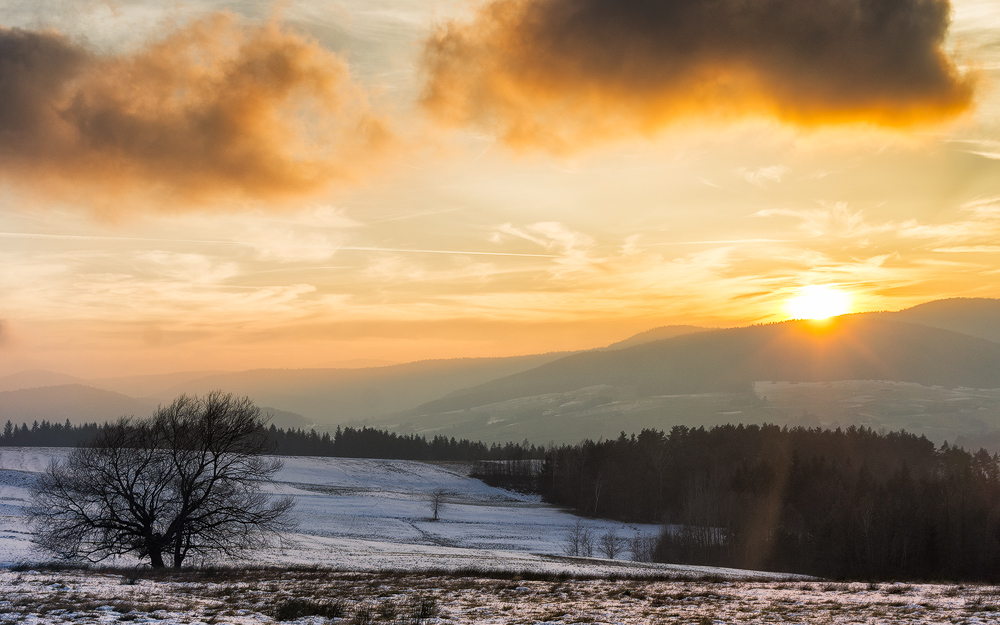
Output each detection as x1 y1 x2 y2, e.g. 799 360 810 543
0 418 545 461
8 415 1000 579
535 425 1000 580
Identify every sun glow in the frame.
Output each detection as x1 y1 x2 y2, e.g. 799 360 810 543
784 285 853 320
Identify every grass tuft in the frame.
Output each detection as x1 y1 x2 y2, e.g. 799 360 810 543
272 597 346 621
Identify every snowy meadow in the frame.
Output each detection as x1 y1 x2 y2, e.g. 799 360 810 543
1 447 710 575
2 448 998 624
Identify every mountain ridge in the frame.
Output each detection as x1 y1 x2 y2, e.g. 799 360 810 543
411 317 1000 416
0 384 154 426
4 297 1000 442
859 297 1000 343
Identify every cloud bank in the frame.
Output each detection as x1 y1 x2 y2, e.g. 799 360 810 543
422 0 976 151
0 14 391 210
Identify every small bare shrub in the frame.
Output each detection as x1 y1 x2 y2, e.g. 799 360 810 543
598 529 623 559
272 598 345 621
378 599 398 619
352 603 374 625
627 532 656 562
563 523 580 556
407 595 438 623
564 519 594 557
428 489 448 521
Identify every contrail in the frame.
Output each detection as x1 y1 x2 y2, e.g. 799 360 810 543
338 246 555 257
641 238 791 246
0 231 557 258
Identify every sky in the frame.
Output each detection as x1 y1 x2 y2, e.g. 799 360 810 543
0 0 999 377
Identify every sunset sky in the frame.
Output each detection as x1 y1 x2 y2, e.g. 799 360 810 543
1 0 999 377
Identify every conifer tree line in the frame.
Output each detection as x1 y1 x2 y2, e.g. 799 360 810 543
1 419 98 448
536 425 1000 580
267 425 545 460
0 418 545 462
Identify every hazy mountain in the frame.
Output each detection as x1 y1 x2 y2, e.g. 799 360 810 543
863 297 1000 343
90 371 226 399
0 370 87 393
418 318 1000 412
260 407 311 430
956 428 1000 455
0 385 155 426
602 325 706 350
371 317 1000 444
319 359 398 368
154 352 573 424
5 298 999 443
0 382 309 431
0 354 572 431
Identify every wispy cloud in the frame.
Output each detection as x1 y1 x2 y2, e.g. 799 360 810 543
755 198 1000 249
0 231 556 258
738 165 790 188
494 222 603 275
948 139 1000 160
898 198 1000 241
931 246 1000 253
754 203 892 238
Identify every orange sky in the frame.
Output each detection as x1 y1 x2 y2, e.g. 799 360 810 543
1 0 999 377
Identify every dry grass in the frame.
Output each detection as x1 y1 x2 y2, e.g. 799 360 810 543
0 567 986 624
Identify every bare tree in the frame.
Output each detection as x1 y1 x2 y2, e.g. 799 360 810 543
30 392 294 568
627 531 656 562
564 519 594 557
429 488 448 521
598 528 623 559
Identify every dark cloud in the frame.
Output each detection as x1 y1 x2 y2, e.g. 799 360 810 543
0 14 392 210
422 0 976 151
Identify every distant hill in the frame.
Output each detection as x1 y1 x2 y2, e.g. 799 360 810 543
90 371 226 399
414 317 1000 414
92 361 397 399
602 325 706 350
4 297 998 443
0 384 155 426
0 354 572 431
0 386 342 432
863 298 1000 343
154 353 573 424
260 407 311 430
0 371 86 393
365 317 1000 444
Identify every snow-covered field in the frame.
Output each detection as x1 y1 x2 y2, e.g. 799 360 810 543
2 448 994 624
0 447 763 578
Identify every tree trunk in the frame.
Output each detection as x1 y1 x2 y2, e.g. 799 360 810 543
173 533 185 568
149 549 165 568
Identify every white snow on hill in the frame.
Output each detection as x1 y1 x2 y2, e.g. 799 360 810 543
0 448 789 579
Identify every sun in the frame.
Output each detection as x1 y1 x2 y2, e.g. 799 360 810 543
784 285 853 320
